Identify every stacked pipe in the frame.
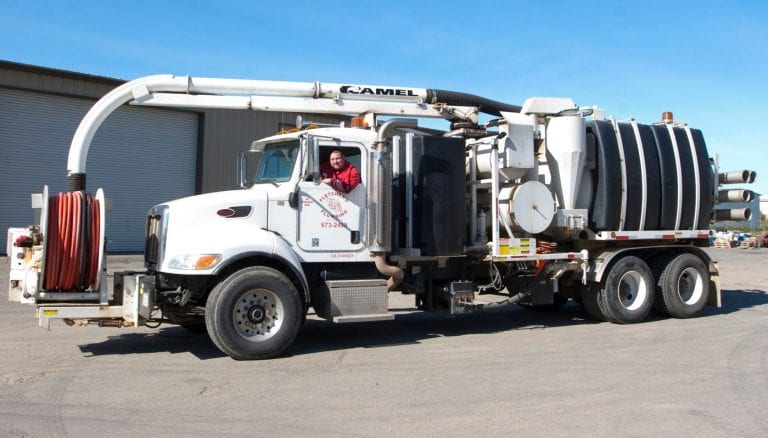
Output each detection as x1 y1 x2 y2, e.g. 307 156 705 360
714 208 751 221
43 191 100 291
714 169 758 223
718 170 757 184
717 189 754 203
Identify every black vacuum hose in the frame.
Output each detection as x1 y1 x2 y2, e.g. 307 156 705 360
427 89 522 116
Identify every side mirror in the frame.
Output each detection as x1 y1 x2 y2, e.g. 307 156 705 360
237 151 248 188
306 137 321 184
237 149 262 188
288 190 299 209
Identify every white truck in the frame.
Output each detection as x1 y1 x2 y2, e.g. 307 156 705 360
7 75 757 359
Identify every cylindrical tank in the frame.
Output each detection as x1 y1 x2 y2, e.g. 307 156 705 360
546 116 586 209
474 137 533 181
499 181 556 235
477 209 487 244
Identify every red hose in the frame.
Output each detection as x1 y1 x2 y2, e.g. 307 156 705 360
43 191 101 292
534 241 558 276
59 192 71 289
63 192 76 290
67 191 82 290
88 196 100 286
43 195 59 290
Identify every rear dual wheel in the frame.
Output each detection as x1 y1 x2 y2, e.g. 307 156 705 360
581 256 654 324
653 253 709 319
581 252 710 323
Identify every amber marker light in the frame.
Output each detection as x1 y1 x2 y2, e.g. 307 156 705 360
350 116 369 128
195 255 220 269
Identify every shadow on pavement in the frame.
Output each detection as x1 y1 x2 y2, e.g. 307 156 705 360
78 329 226 360
76 289 767 359
77 303 594 360
705 289 768 316
290 303 595 355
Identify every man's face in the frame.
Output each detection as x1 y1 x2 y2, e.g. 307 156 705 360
329 151 345 170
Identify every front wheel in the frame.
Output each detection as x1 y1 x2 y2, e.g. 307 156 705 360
206 266 304 360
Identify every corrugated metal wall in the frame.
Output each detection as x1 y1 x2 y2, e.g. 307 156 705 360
0 88 198 253
0 64 117 99
200 110 345 193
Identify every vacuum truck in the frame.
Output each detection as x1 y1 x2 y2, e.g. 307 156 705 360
6 75 758 359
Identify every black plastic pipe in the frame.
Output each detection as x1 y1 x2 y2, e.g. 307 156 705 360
427 89 522 116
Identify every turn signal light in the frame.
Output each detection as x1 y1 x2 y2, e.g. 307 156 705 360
168 254 222 270
195 255 219 269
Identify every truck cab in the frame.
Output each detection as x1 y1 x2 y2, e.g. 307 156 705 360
146 127 377 275
144 125 402 357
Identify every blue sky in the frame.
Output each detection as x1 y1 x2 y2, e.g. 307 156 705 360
2 0 767 196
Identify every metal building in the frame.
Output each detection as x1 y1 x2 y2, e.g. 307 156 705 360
1 61 343 254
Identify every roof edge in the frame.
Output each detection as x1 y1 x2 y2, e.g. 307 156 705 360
0 59 124 85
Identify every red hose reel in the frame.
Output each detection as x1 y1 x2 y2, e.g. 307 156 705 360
43 191 101 291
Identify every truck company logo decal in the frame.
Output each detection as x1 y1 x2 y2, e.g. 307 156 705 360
318 192 348 218
340 85 417 97
318 191 350 229
217 206 252 218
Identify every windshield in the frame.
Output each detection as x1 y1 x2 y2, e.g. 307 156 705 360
254 140 300 184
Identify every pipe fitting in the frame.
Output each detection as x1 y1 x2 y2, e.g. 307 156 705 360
374 253 404 291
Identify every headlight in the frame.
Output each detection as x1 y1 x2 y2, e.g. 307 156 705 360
168 254 222 270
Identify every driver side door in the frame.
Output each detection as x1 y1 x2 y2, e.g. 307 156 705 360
296 142 366 253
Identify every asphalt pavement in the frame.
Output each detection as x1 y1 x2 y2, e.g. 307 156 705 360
1 247 767 437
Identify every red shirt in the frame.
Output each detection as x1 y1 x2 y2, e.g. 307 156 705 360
320 161 361 193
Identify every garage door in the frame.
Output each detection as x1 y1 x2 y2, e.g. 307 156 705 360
1 88 199 253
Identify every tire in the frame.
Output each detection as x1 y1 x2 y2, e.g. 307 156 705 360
580 283 608 322
596 256 655 324
647 252 675 316
205 266 304 360
655 253 709 319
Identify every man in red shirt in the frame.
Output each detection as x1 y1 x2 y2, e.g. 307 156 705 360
320 150 361 193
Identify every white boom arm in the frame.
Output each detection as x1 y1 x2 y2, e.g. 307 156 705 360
67 75 478 176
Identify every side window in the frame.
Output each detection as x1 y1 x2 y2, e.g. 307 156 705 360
319 146 361 170
319 146 364 181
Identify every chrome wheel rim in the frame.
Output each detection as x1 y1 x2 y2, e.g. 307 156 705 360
617 271 648 310
233 288 283 341
677 267 704 304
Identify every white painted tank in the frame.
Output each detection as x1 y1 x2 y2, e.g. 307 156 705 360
473 116 535 181
499 181 556 235
546 116 586 210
